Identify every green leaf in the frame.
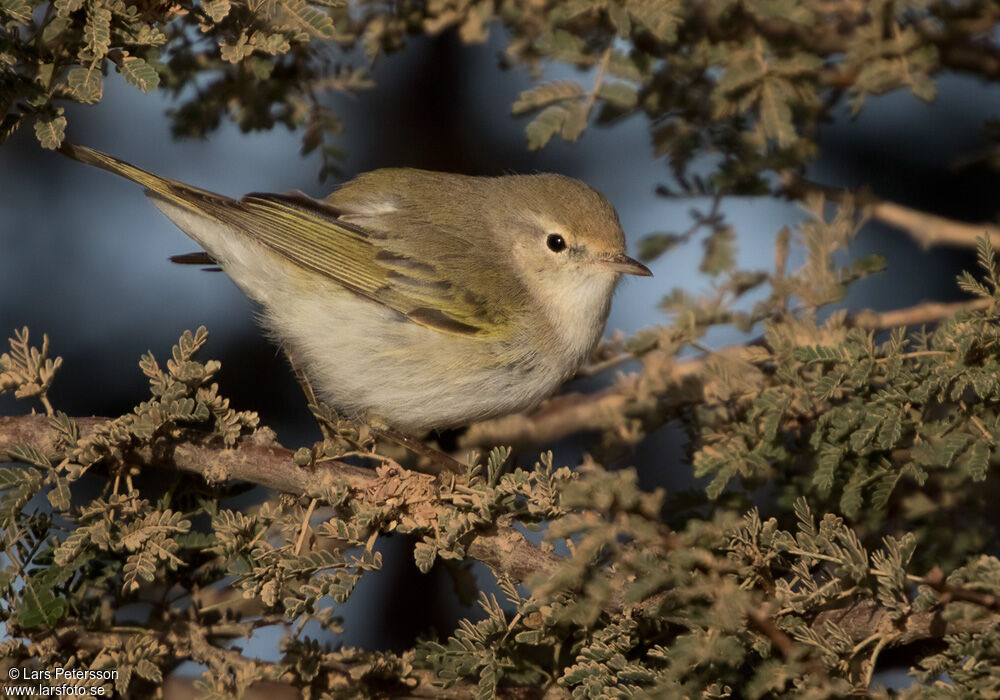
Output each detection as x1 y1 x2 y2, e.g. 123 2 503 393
960 440 990 481
0 465 41 490
278 0 334 38
597 81 638 109
118 56 160 92
705 464 736 499
477 656 499 700
849 253 887 280
34 114 66 150
875 410 902 451
840 466 865 519
607 1 630 36
957 270 991 298
812 368 846 401
976 234 1000 285
871 469 900 511
202 0 231 22
758 80 795 147
15 576 68 629
220 33 251 64
560 101 588 142
250 31 291 56
638 232 683 262
46 474 71 511
812 444 842 496
0 0 32 24
7 443 51 468
701 226 737 276
937 433 971 468
52 0 83 15
625 0 682 42
81 5 112 61
66 66 103 103
414 540 436 573
123 550 157 592
608 50 646 81
512 81 584 115
850 412 883 452
525 105 569 150
794 345 851 363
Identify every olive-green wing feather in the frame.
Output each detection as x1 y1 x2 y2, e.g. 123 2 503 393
58 143 509 338
229 193 510 337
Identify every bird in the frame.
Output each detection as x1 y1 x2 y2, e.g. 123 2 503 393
58 143 651 435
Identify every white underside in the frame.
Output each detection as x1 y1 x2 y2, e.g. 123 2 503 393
151 198 601 432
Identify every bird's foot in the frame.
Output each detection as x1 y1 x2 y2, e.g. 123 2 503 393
282 343 464 475
368 422 467 476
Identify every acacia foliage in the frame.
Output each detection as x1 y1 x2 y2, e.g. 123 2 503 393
2 0 993 181
7 0 1000 697
3 209 1000 697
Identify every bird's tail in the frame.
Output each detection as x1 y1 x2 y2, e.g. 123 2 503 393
57 142 233 213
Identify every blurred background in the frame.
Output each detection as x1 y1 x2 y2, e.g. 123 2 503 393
2 29 999 661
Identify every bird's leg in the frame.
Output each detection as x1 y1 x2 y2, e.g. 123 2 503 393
282 344 464 475
282 344 339 445
369 422 467 476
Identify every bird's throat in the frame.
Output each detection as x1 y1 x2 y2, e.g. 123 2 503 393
530 271 616 367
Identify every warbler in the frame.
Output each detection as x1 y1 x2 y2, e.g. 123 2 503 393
58 144 651 432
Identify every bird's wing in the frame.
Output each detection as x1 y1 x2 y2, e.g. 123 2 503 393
57 144 510 338
225 192 512 338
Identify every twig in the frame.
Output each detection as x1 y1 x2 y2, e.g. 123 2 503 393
746 608 796 659
65 622 504 698
372 423 467 475
781 173 1000 251
581 44 613 119
0 415 558 587
852 298 993 328
862 633 894 690
294 497 317 555
870 199 1000 251
575 351 635 378
961 400 997 446
875 350 948 363
920 565 1000 611
463 296 988 450
283 343 333 443
1 415 997 655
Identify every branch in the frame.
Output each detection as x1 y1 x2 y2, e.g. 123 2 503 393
852 298 993 329
0 415 563 589
58 623 530 699
816 598 1000 648
781 174 1000 251
746 608 797 659
581 44 612 119
462 294 991 450
870 199 1000 251
2 414 996 660
920 566 1000 612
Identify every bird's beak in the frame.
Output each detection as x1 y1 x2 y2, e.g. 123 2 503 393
599 252 653 277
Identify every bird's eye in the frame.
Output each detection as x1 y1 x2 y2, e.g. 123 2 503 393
546 234 567 253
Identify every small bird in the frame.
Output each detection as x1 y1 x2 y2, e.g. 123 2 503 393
58 144 651 433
